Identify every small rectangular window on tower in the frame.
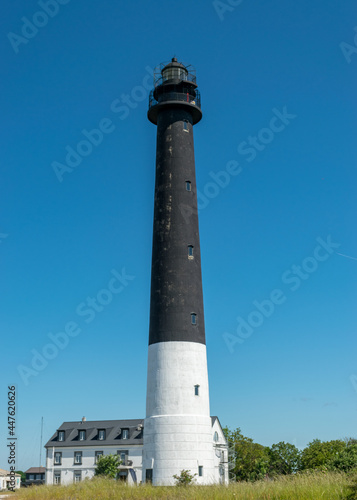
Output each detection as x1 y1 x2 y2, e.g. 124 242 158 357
198 466 203 477
188 245 194 259
183 121 189 132
191 313 197 325
194 384 200 396
186 181 191 191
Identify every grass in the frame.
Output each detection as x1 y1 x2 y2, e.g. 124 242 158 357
12 471 356 500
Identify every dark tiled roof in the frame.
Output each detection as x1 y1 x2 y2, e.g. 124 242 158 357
25 467 45 474
45 417 223 448
45 419 144 448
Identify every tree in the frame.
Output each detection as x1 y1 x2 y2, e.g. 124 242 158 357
173 469 197 486
15 471 25 484
223 427 270 481
328 441 357 472
301 439 346 470
268 442 301 475
94 454 121 478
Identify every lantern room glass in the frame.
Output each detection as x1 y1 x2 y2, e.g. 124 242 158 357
162 66 188 81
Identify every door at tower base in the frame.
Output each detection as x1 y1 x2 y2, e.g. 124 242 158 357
142 342 225 485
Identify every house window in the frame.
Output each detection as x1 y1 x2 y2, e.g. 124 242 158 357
58 431 65 442
198 466 203 477
95 451 103 464
98 429 106 440
191 313 197 325
214 431 219 442
54 472 61 485
186 181 191 191
188 245 194 259
74 451 82 465
54 452 62 465
117 450 128 465
74 472 81 483
79 430 86 441
183 120 189 132
29 474 34 480
194 385 200 396
121 428 129 439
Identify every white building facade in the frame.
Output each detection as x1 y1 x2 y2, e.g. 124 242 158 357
45 419 144 486
45 416 228 486
0 468 21 490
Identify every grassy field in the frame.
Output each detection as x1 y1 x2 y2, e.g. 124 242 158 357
11 471 356 500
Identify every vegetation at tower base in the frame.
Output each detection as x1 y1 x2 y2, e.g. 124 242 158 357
172 469 197 486
11 432 357 499
94 453 121 478
11 472 357 499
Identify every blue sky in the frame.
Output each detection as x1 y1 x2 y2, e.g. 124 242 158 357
1 0 356 471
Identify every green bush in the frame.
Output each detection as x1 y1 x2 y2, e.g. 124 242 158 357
94 453 120 478
172 469 197 486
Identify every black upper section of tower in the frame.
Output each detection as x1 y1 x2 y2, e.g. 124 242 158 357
148 59 206 346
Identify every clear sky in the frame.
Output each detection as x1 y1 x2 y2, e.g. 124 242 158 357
1 0 356 472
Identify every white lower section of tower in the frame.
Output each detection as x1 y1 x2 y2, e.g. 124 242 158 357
142 341 218 485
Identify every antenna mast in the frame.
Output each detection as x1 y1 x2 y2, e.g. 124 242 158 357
39 416 43 467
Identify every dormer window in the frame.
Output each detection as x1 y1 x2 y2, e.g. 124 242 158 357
79 430 86 441
58 431 65 442
98 429 106 441
122 428 129 440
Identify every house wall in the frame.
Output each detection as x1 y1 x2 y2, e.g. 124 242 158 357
46 445 143 486
0 474 20 490
211 419 229 485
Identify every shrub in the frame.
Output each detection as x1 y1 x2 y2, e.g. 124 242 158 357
172 469 197 486
94 454 120 478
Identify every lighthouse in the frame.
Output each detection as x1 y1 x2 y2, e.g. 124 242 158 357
142 58 218 485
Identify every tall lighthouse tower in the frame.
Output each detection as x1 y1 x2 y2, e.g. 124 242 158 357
142 58 217 485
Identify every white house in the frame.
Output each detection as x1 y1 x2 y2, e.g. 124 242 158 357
0 468 21 490
45 416 228 486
